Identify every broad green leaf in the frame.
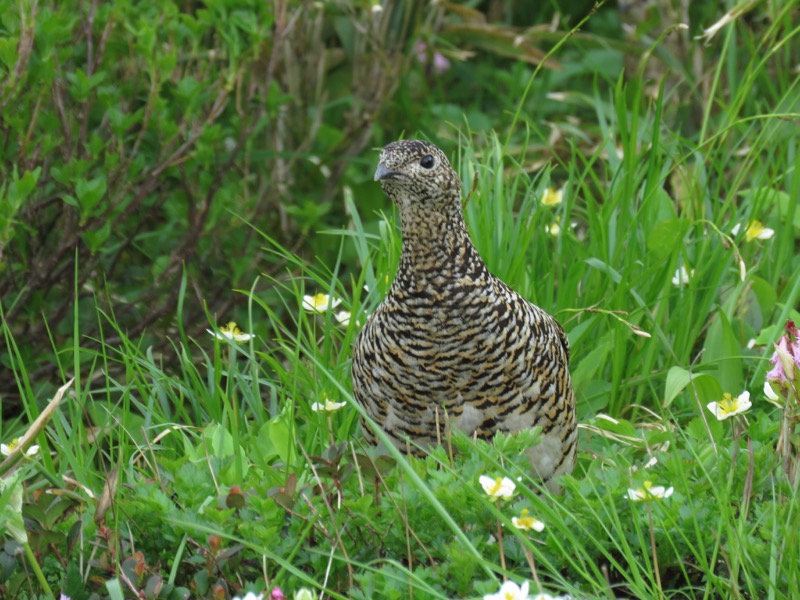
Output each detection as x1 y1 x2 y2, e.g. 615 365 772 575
572 330 613 389
202 423 249 481
664 367 721 408
646 218 690 262
268 413 297 466
703 310 743 394
664 366 693 407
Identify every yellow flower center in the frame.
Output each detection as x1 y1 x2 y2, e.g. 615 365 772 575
717 393 739 415
489 477 504 495
6 438 20 452
541 187 563 206
745 221 765 241
220 322 243 336
515 508 536 529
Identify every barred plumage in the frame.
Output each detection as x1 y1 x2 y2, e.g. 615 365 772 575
351 140 577 491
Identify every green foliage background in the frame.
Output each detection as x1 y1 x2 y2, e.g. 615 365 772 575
0 0 420 403
1 0 800 599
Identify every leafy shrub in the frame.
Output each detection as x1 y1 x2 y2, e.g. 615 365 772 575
0 0 420 407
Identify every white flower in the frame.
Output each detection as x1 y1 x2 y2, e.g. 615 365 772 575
208 322 254 342
707 391 751 420
479 475 516 500
541 187 563 207
302 293 342 313
625 480 674 501
483 580 529 600
511 509 545 532
1 439 39 457
371 3 383 12
233 593 264 600
671 265 694 287
294 589 314 600
545 222 561 236
731 221 774 242
334 311 351 327
311 398 346 413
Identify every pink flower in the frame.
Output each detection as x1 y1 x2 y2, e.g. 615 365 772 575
766 320 800 384
415 41 450 75
270 587 286 600
432 52 451 74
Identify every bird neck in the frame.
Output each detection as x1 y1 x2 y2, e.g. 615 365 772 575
395 196 484 280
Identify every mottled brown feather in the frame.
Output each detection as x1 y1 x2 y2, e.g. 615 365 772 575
351 140 577 491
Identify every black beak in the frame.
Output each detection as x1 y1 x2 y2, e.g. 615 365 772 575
374 162 401 182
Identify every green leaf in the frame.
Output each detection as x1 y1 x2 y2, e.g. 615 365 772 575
66 68 93 100
82 220 112 253
703 309 743 394
5 166 41 211
646 218 689 262
0 476 27 544
664 366 693 407
664 366 722 409
199 423 249 482
572 331 613 387
585 257 622 284
0 36 17 71
75 174 107 217
105 578 125 600
268 413 297 466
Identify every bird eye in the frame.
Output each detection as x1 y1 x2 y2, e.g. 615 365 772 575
419 155 435 169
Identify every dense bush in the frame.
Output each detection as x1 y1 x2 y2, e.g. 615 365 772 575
0 0 422 407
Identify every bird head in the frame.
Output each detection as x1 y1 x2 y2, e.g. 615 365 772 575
373 140 461 211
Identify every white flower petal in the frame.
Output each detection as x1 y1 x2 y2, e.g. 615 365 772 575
757 226 775 240
311 398 346 413
626 480 674 501
302 293 342 313
479 475 516 499
763 380 780 401
707 391 751 420
233 593 265 600
671 265 694 288
334 311 351 327
483 580 530 600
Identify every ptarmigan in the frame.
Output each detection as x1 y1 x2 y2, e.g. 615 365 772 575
351 140 576 491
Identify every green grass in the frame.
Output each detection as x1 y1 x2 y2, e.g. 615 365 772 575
2 4 800 600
